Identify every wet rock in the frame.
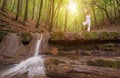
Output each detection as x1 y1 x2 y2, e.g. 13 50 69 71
0 33 50 64
46 65 120 78
21 32 32 45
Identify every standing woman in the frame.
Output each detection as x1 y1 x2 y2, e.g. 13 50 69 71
83 9 91 31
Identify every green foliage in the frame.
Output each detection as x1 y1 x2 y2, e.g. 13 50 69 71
87 59 120 69
0 30 8 41
21 32 32 44
0 0 120 32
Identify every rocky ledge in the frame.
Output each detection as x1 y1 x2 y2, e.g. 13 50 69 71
49 32 120 45
46 64 120 78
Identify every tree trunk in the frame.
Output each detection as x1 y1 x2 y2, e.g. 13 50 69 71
36 0 43 28
116 0 120 15
15 0 20 20
1 0 7 11
32 0 35 20
12 0 15 11
23 0 29 24
64 5 68 32
48 0 55 31
19 0 23 15
113 0 117 18
91 6 98 26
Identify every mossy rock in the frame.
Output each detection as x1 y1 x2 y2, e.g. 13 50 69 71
80 44 96 50
99 32 119 40
46 58 65 65
110 32 119 39
99 43 116 51
81 51 92 56
116 61 120 69
0 30 8 42
21 32 32 45
87 59 120 69
82 32 99 40
50 32 64 40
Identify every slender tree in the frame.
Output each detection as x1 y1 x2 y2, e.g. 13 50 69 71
36 0 43 28
48 0 55 31
15 0 20 20
64 4 68 32
32 0 35 19
23 0 29 24
1 0 7 11
95 2 114 24
12 0 16 11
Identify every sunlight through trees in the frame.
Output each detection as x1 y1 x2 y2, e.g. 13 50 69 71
0 0 120 32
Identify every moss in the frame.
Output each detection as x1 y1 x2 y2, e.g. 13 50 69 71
0 30 8 41
87 59 120 69
21 32 32 45
80 44 96 50
110 32 119 39
99 32 110 39
47 58 65 65
81 51 92 56
99 32 119 39
50 31 64 40
116 61 120 69
82 32 99 40
99 43 116 51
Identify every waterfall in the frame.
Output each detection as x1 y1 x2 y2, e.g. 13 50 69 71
34 34 43 56
1 33 45 78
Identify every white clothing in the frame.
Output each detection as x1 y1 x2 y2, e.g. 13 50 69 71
82 15 91 31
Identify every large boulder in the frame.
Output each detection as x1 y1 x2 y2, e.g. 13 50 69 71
0 32 50 64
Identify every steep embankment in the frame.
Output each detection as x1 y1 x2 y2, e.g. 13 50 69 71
0 10 47 33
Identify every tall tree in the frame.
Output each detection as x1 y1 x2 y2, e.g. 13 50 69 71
1 0 7 11
64 4 68 32
12 0 16 11
32 0 35 20
36 0 43 28
48 0 55 31
23 0 29 24
15 0 20 20
116 0 120 15
95 1 114 24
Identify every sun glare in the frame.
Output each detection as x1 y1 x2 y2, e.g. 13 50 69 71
68 0 77 13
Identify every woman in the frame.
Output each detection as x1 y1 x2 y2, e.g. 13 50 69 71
83 9 91 31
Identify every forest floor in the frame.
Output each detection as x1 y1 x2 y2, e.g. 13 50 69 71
0 10 47 33
92 18 120 32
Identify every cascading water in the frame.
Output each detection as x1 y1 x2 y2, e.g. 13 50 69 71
1 34 45 78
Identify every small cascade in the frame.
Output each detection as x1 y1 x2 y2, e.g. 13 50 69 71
34 34 43 56
1 33 45 78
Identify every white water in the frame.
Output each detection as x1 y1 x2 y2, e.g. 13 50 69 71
1 34 45 78
34 34 43 56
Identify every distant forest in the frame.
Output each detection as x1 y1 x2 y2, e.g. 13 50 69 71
0 0 120 32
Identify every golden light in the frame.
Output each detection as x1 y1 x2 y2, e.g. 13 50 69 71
68 0 77 13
